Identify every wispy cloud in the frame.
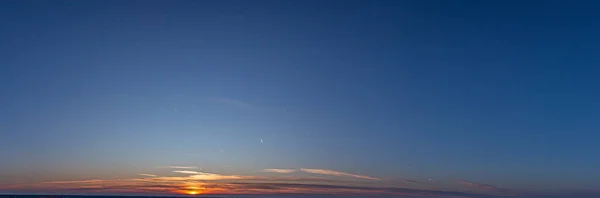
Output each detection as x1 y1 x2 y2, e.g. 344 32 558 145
210 97 256 109
183 153 201 157
260 169 297 174
300 168 380 180
138 174 157 177
44 180 104 184
189 172 250 180
173 170 201 175
168 171 253 180
136 177 191 182
404 179 419 184
457 180 507 192
157 166 199 169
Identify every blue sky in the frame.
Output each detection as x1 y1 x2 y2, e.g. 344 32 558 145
1 0 600 197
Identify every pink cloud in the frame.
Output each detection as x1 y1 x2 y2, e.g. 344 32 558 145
260 169 297 174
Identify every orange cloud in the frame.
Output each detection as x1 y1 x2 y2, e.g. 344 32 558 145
136 177 191 182
260 169 297 174
300 168 380 180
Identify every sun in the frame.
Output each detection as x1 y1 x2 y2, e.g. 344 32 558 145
182 185 205 195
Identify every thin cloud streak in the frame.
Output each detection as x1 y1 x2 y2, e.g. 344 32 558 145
300 168 380 180
183 153 200 156
157 166 199 169
138 174 157 177
405 180 419 184
44 180 104 184
457 180 498 190
152 171 253 181
189 172 251 180
261 169 297 174
173 171 200 175
457 180 512 195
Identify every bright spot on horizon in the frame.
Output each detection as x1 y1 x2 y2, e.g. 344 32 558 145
188 191 198 195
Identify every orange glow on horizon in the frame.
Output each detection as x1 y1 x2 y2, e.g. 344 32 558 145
181 186 206 195
187 191 198 195
0 169 409 196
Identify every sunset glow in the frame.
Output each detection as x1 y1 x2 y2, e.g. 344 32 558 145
0 166 462 197
187 191 198 195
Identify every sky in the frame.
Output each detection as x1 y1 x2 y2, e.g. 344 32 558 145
1 0 600 197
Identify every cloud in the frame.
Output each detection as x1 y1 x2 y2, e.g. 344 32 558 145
210 97 256 109
300 168 380 180
189 173 249 180
160 171 253 180
404 179 419 184
258 176 350 183
137 177 191 182
183 153 201 157
0 170 535 198
147 182 492 197
0 167 520 197
157 166 198 169
457 180 498 190
229 183 480 197
457 180 510 194
44 180 104 184
173 170 201 175
260 169 297 174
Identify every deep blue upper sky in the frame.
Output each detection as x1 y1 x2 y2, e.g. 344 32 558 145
1 0 600 195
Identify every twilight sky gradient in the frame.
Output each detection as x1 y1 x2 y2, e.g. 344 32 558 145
1 0 600 197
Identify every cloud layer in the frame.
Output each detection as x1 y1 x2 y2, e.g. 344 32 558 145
0 166 586 198
0 167 388 195
2 179 491 198
300 168 380 180
2 167 576 198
